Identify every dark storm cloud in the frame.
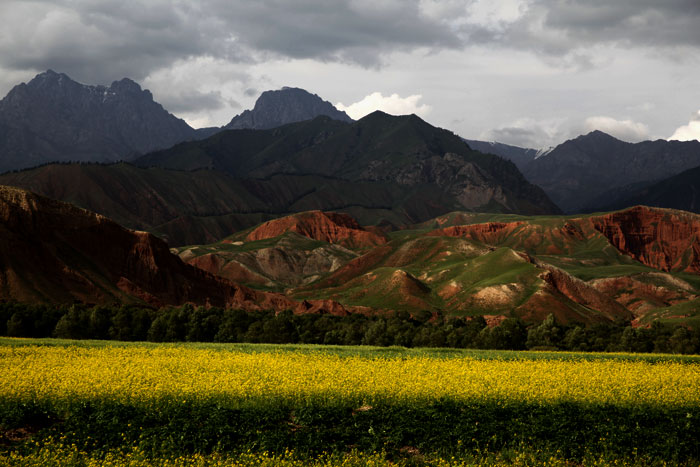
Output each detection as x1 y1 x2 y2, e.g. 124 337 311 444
207 0 461 64
2 0 699 131
1 0 697 85
0 0 459 86
498 0 700 57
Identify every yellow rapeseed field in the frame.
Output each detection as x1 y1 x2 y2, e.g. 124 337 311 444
2 345 699 407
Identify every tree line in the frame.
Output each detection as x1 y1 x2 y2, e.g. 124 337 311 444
1 302 698 354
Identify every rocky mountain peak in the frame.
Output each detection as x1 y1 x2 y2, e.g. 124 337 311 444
0 70 196 172
109 77 146 95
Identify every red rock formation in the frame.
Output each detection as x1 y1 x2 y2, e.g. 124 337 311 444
429 221 524 245
0 185 295 310
245 211 387 248
590 274 696 316
591 206 700 273
538 266 633 322
427 220 589 255
188 254 271 287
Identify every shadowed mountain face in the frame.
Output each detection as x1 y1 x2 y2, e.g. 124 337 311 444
467 132 700 215
463 139 543 172
0 113 560 246
0 185 295 310
518 131 700 214
593 164 700 215
0 70 197 173
224 87 353 130
138 111 561 213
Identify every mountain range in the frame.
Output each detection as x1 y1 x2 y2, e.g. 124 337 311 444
0 70 197 173
0 70 699 328
3 70 700 219
176 205 700 326
0 109 559 246
3 182 699 326
470 131 700 214
0 72 359 174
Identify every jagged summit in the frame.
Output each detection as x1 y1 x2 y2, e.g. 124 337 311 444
224 87 353 130
0 70 196 173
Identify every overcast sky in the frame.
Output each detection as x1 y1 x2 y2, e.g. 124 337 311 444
1 0 699 148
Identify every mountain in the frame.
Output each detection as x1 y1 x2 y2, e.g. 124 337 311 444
3 183 699 326
224 87 353 130
0 185 295 310
137 112 561 215
0 162 459 246
177 211 386 289
517 131 700 213
591 164 700 214
243 211 388 249
0 70 197 172
463 139 545 172
287 206 700 325
0 113 561 246
180 205 700 325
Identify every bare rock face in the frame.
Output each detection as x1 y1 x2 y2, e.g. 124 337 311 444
0 70 196 172
591 206 700 273
224 87 353 130
245 211 388 249
537 266 633 322
0 185 295 310
184 237 357 288
429 222 525 245
590 274 697 317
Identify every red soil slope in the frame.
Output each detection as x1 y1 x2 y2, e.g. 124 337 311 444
245 211 387 248
590 206 700 273
0 185 295 310
428 206 700 274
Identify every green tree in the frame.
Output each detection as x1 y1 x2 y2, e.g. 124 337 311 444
526 314 562 350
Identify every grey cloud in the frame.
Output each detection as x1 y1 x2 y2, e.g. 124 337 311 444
0 0 460 85
207 0 461 65
482 127 544 149
541 0 700 47
499 0 700 59
1 0 698 87
156 90 232 114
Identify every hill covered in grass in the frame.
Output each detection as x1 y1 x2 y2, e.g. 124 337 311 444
178 207 700 326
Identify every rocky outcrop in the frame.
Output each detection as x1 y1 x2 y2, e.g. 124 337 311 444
537 266 633 321
224 87 352 130
590 274 697 316
591 206 700 273
245 211 388 249
0 185 295 310
429 222 524 245
181 233 358 289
